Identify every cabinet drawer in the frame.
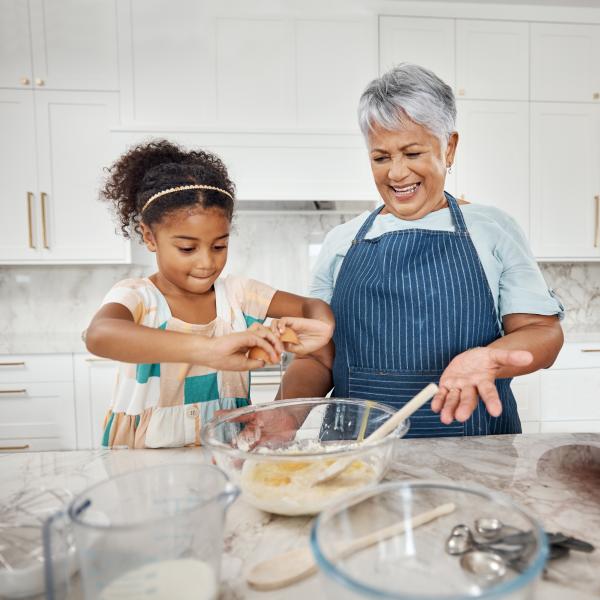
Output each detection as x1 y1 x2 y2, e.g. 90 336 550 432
540 421 600 433
0 382 76 449
551 343 600 369
511 372 540 422
0 354 73 383
0 438 68 452
540 368 600 421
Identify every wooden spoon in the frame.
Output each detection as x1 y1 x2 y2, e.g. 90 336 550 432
246 501 455 590
308 382 439 486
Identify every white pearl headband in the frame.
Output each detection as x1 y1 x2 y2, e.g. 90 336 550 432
141 184 234 213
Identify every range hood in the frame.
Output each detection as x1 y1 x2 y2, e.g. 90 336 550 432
236 200 376 214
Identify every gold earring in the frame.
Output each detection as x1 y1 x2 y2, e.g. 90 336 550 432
447 164 453 174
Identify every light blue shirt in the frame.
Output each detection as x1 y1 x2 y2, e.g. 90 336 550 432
310 203 564 328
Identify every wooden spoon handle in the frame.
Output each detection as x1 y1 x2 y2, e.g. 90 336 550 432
366 382 439 442
246 501 455 591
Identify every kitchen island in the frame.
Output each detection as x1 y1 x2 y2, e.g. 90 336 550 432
2 433 599 599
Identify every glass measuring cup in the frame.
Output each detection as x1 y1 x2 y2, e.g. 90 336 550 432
43 463 239 600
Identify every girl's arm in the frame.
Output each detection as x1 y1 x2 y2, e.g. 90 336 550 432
85 303 282 371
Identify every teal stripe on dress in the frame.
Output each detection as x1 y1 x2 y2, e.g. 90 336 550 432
102 413 115 447
244 314 265 327
184 372 219 404
235 397 250 408
135 321 166 384
136 362 160 383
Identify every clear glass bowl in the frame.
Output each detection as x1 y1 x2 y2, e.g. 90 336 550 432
310 481 548 599
201 398 409 516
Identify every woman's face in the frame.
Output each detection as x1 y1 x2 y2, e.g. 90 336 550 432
367 120 458 221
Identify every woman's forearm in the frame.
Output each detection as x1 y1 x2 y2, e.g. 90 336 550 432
86 318 210 364
488 316 564 378
277 355 333 400
301 297 335 326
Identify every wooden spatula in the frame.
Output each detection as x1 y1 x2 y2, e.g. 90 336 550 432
307 382 439 486
246 501 455 590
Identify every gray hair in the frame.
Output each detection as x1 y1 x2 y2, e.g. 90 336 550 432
358 63 457 143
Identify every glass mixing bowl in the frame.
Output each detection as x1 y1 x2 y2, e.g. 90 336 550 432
201 398 409 516
310 481 548 599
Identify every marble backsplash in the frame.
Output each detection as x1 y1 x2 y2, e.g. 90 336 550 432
0 213 599 339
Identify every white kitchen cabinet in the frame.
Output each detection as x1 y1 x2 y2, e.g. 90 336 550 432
0 89 130 264
0 90 38 260
0 354 76 451
455 20 529 101
511 372 541 425
120 2 376 132
379 16 455 86
455 100 530 236
530 103 600 259
531 23 600 103
295 19 377 131
0 0 32 89
73 355 118 449
0 0 119 91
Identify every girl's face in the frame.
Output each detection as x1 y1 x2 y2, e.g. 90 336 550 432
368 121 458 221
142 207 230 295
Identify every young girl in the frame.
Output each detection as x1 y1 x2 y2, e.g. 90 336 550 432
86 140 334 449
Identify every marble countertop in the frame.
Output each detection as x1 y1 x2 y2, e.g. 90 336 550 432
1 433 599 599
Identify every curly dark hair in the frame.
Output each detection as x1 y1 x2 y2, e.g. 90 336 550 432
101 139 236 239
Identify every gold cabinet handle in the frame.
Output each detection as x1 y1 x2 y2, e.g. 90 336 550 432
21 77 30 86
0 445 30 451
251 381 281 386
595 195 600 248
0 389 27 395
27 192 36 249
41 192 49 249
85 357 111 362
0 361 25 367
581 348 600 353
35 78 45 86
594 92 600 100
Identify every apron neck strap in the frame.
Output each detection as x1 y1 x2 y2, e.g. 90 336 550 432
353 205 385 243
445 192 468 233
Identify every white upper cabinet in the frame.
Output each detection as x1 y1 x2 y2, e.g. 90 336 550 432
296 19 377 131
1 0 119 91
379 16 455 86
34 91 129 263
530 103 600 259
216 18 295 128
121 2 375 131
0 91 38 260
531 23 600 102
455 100 530 237
456 20 529 100
122 0 217 126
0 0 32 89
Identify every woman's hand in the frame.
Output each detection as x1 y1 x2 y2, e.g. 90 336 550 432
202 329 283 371
270 316 334 356
431 347 533 424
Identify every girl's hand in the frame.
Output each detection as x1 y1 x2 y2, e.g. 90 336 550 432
431 347 533 424
270 316 334 356
203 329 282 371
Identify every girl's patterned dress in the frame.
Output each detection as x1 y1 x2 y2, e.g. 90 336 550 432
99 275 275 448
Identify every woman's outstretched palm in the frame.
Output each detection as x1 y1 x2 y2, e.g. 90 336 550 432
431 347 533 424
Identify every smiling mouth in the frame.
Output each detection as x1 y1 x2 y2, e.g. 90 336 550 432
191 274 214 280
390 182 421 196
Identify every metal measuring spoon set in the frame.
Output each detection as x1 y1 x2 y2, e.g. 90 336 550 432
445 517 595 587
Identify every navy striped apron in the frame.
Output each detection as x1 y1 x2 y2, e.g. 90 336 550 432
327 193 521 438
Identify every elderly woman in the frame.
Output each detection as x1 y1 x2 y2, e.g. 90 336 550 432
282 63 564 437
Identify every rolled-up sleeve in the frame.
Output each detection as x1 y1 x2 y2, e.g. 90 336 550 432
496 214 565 320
